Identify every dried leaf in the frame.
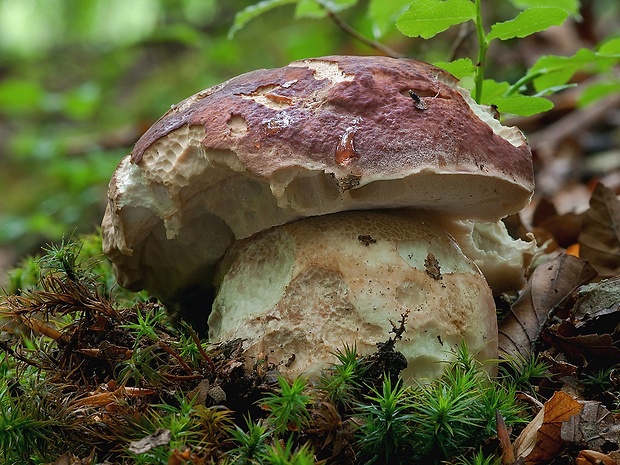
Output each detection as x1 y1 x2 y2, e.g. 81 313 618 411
70 385 155 408
546 332 620 366
572 276 620 329
533 197 583 248
575 449 617 465
189 379 210 406
496 411 516 465
579 182 620 277
21 317 63 340
532 197 559 227
513 391 583 464
499 253 597 359
561 400 620 450
128 428 171 454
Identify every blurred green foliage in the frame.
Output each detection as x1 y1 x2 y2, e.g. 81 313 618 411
0 0 368 257
0 0 618 263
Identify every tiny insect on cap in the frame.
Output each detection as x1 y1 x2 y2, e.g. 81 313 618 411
102 55 534 302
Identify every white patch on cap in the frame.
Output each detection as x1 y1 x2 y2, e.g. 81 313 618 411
290 59 354 83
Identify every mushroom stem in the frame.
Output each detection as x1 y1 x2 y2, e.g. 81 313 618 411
208 210 498 383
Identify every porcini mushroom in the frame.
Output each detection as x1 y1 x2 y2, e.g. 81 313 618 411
102 56 534 383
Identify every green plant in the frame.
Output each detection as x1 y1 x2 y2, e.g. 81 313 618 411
3 233 145 307
454 449 501 465
121 306 168 345
355 376 415 465
0 374 56 463
317 343 364 409
407 345 527 460
227 416 271 464
479 380 527 436
260 376 312 437
115 343 166 388
409 364 484 458
0 236 538 464
262 438 315 465
38 236 81 280
175 321 215 370
227 419 316 465
581 367 614 389
125 393 229 464
192 404 236 457
499 351 550 391
355 344 529 463
231 0 620 117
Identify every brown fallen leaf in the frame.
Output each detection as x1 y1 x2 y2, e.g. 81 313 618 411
128 428 171 454
532 197 583 248
545 332 620 367
561 400 620 451
169 448 207 465
498 254 597 359
575 449 618 465
579 182 620 277
69 385 155 408
496 410 516 465
513 390 583 464
571 276 620 329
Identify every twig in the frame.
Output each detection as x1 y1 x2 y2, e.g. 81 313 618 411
449 22 474 61
165 373 205 381
158 340 195 375
388 310 410 341
188 326 216 374
0 340 45 368
324 8 403 58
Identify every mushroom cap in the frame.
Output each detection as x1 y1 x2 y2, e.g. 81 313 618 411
102 55 534 301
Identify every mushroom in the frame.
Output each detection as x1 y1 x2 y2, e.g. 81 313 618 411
102 56 534 383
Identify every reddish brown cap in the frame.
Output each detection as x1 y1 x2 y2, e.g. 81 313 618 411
102 55 534 301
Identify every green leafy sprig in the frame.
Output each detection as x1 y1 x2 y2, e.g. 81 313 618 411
230 0 620 117
260 376 312 437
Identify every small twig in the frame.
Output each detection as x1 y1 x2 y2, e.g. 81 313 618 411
188 326 216 374
388 310 410 341
158 340 195 375
324 8 403 58
165 373 205 381
449 22 474 61
0 340 45 368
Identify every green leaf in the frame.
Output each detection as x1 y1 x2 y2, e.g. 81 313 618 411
486 7 569 42
434 58 476 80
533 83 577 96
228 0 297 38
478 80 510 106
324 0 359 11
529 48 616 92
295 0 325 17
598 36 620 56
295 0 358 17
368 0 412 38
578 81 620 107
491 95 554 116
395 0 476 39
508 0 579 16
